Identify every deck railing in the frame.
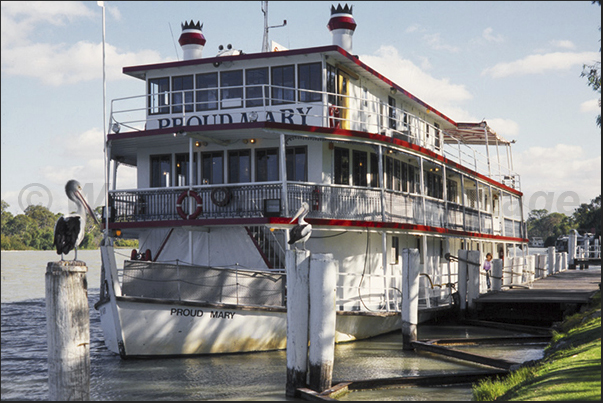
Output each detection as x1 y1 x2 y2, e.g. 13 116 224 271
108 182 523 237
109 84 520 189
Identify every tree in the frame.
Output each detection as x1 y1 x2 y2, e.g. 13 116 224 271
581 1 601 127
572 194 601 235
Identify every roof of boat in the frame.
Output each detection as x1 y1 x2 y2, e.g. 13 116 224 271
122 44 511 146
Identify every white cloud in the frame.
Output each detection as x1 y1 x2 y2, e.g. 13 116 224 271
482 51 600 78
550 40 575 50
515 144 602 214
423 33 460 53
359 45 472 117
482 27 504 43
580 98 601 113
1 1 169 86
486 118 519 139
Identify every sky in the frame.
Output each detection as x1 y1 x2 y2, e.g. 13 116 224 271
1 1 601 218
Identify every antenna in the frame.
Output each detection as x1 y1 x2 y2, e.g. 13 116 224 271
261 1 287 52
169 22 180 61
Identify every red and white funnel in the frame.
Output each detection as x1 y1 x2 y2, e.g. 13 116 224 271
179 20 206 60
327 4 356 53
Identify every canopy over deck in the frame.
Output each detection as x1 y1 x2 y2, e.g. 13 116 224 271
444 121 512 146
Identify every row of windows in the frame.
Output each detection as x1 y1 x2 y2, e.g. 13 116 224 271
150 147 307 187
148 63 322 115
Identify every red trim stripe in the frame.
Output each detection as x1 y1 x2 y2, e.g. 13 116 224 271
327 16 357 31
178 32 206 46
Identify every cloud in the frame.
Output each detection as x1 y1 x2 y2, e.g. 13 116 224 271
482 27 504 43
1 2 169 86
550 40 575 50
580 98 601 113
423 33 460 53
359 45 472 116
515 144 602 213
486 118 519 138
482 51 600 78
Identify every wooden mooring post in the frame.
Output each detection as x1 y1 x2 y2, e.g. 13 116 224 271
45 261 90 401
401 248 420 350
286 250 338 397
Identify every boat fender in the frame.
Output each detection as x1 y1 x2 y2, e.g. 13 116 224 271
176 190 203 220
130 249 138 260
143 249 152 261
210 187 232 207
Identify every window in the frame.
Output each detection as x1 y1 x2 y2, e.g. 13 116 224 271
175 153 197 186
352 150 367 187
220 70 243 109
326 64 337 105
286 147 307 182
201 151 224 184
256 148 279 182
447 177 459 203
271 65 295 105
246 68 268 107
370 153 379 188
148 77 170 115
388 96 397 130
334 147 349 185
298 63 322 102
150 154 171 187
172 75 194 114
196 73 218 111
228 150 251 183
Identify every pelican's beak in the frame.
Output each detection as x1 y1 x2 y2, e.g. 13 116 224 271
289 204 307 224
76 190 100 225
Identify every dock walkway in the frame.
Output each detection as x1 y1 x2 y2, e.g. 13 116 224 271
475 267 600 324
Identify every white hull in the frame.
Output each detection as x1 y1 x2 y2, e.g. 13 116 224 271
97 296 402 357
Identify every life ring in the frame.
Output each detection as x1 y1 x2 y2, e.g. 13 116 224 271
211 187 232 207
176 190 202 219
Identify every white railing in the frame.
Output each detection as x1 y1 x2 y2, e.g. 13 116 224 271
109 84 519 188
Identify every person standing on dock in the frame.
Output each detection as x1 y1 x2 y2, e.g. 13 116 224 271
483 253 493 290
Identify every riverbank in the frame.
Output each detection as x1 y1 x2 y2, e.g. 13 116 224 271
473 288 601 401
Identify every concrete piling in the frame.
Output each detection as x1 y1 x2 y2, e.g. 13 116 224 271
466 251 481 310
45 261 90 401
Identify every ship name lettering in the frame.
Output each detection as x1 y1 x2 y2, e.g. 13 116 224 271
170 308 204 317
210 311 236 319
157 107 312 130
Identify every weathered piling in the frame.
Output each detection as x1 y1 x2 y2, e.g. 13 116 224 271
492 258 503 291
457 250 468 314
466 250 481 310
401 248 420 350
45 261 90 401
547 246 555 275
308 253 338 393
285 249 311 397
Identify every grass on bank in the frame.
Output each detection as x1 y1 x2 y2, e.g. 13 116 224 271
472 291 601 401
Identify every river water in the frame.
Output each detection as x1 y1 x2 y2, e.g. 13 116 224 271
1 250 546 401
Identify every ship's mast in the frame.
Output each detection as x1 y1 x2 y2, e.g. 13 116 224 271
261 1 286 52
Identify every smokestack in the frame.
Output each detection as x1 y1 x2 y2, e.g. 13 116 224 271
327 4 356 53
179 20 206 60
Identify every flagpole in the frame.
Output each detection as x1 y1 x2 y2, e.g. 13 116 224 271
98 1 109 239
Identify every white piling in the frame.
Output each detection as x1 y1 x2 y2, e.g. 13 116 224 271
45 261 90 401
547 246 555 276
561 252 567 271
526 255 535 284
466 251 481 310
457 249 468 313
308 253 338 393
555 252 561 273
492 258 503 291
285 249 310 397
401 248 420 350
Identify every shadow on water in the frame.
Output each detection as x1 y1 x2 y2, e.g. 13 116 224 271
2 289 546 401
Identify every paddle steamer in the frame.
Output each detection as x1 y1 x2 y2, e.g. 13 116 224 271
96 3 527 357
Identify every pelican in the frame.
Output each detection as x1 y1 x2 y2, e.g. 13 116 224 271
53 180 99 261
288 202 312 251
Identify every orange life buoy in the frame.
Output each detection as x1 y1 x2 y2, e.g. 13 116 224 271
328 105 340 128
176 190 202 219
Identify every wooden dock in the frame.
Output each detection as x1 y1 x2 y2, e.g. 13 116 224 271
474 267 600 325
